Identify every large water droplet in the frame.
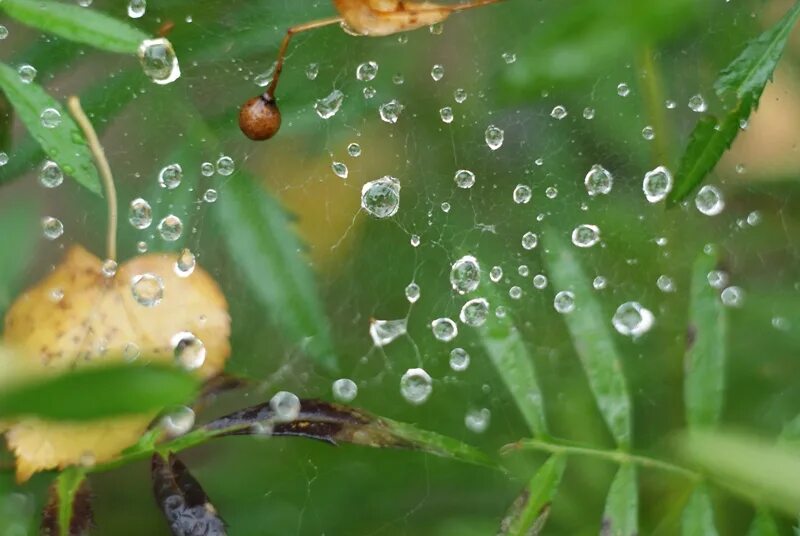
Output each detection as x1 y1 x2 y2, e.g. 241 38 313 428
695 185 725 216
571 224 600 248
131 273 164 307
454 169 475 189
332 378 358 402
216 155 235 176
138 38 180 85
450 255 481 294
485 125 504 150
127 0 146 18
270 391 301 421
158 163 182 190
513 184 532 204
584 164 613 196
128 198 152 229
39 160 63 188
361 176 400 218
553 291 575 314
431 317 458 342
643 166 673 203
612 301 654 337
369 318 407 346
459 298 489 327
171 331 206 370
400 368 432 405
379 99 404 123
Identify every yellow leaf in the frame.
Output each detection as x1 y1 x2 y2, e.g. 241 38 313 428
333 0 453 36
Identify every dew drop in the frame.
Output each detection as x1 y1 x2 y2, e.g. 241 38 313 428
439 106 454 123
41 216 63 240
400 368 432 405
200 162 215 177
695 185 725 216
459 298 490 327
128 198 152 229
347 142 362 157
370 318 407 346
489 266 503 283
131 273 164 307
174 248 196 277
39 160 63 188
356 61 378 81
161 406 195 436
270 391 301 421
431 317 458 342
721 286 744 307
513 184 532 204
593 276 607 290
688 94 707 113
657 275 675 293
571 224 600 248
127 0 146 18
533 274 548 289
454 169 475 189
612 302 655 337
40 108 62 129
171 331 206 370
138 38 180 84
450 255 481 294
454 88 468 103
431 64 445 81
553 291 575 314
584 164 613 196
17 64 37 84
643 166 673 203
449 348 470 371
583 107 596 119
485 125 504 150
332 378 358 402
550 105 568 120
315 89 345 119
379 99 404 123
203 189 218 203
332 161 349 179
521 232 538 250
157 215 183 241
405 282 420 303
465 408 491 433
361 176 400 218
216 155 235 176
306 63 319 80
641 126 655 140
617 83 630 97
158 163 183 190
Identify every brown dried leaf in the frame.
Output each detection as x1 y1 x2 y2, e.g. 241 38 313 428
3 245 231 481
152 453 226 536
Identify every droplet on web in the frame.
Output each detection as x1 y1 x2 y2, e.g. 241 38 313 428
405 282 420 303
459 298 489 327
553 291 575 314
17 64 36 84
485 125 504 150
490 266 503 283
688 94 707 113
158 163 182 190
440 106 454 124
347 143 362 157
138 38 180 85
361 176 400 218
379 99 404 123
533 274 548 289
400 368 432 405
332 161 349 179
40 108 61 128
521 232 538 250
129 198 152 229
612 302 654 337
174 248 196 277
332 378 358 402
39 160 63 188
158 215 183 241
430 64 444 81
41 216 63 240
571 224 600 248
431 317 458 342
370 318 407 346
550 105 567 120
454 169 475 189
513 184 532 204
216 155 235 176
449 348 470 371
356 61 378 81
270 391 301 421
315 89 345 119
465 408 491 433
695 185 725 216
127 0 146 18
131 273 164 307
643 166 673 203
161 406 195 436
584 164 613 196
171 331 206 370
450 255 481 294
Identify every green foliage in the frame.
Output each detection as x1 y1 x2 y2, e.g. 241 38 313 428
748 509 780 536
602 463 638 536
498 454 566 536
0 201 37 317
681 486 718 536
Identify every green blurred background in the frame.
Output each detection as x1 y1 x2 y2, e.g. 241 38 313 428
1 0 800 533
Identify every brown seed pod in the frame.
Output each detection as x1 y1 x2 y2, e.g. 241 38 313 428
238 94 282 141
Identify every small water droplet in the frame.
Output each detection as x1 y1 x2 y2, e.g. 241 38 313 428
127 0 146 18
0 152 8 166
465 408 491 433
454 169 475 189
584 164 613 196
39 160 63 188
688 94 707 113
553 291 575 314
270 391 301 421
439 106 454 123
41 216 63 240
643 166 673 203
200 162 215 177
332 378 358 402
131 273 164 307
370 318 407 346
40 108 62 129
450 255 481 294
174 248 195 277
347 142 362 157
533 274 548 289
203 188 218 203
306 62 319 80
361 176 400 218
0 26 8 40
430 64 445 81
400 368 432 405
490 266 503 283
157 215 183 241
158 163 182 190
410 234 421 247
171 331 206 370
315 89 345 119
431 317 458 342
332 161 349 179
128 198 152 229
571 224 600 248
695 185 725 216
707 270 728 289
550 105 568 120
161 406 195 436
513 184 532 204
617 83 630 97
485 125 504 150
449 348 470 371
101 259 118 278
521 232 538 250
216 155 235 176
17 64 37 84
379 99 404 123
593 276 608 290
356 61 378 81
362 86 376 99
641 125 655 140
657 275 675 293
459 297 489 327
612 302 655 337
583 107 595 120
454 88 468 103
405 282 420 303
721 286 744 307
502 52 517 64
138 38 180 84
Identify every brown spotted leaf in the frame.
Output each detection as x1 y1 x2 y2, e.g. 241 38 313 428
152 453 226 536
40 469 92 536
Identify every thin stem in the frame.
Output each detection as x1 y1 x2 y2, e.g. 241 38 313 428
67 96 118 262
506 438 701 482
265 16 343 100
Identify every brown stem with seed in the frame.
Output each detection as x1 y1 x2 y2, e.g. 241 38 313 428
67 96 118 263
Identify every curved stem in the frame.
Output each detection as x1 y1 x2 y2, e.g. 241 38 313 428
67 96 118 263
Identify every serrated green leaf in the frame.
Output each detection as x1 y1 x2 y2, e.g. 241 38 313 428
602 463 638 536
1 0 149 54
543 229 632 448
479 288 548 437
667 96 752 206
714 2 800 102
0 362 199 421
215 177 338 372
40 467 90 536
0 200 37 317
0 62 102 195
682 486 718 536
680 430 800 516
499 454 566 536
747 509 780 536
684 251 728 430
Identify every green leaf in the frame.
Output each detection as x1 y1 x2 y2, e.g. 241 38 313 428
684 250 728 429
747 509 780 536
479 288 548 437
602 463 638 536
0 362 199 421
215 177 338 371
0 0 149 54
714 2 800 102
0 200 38 317
667 96 753 207
498 454 567 536
0 62 102 195
543 229 632 448
681 486 718 536
40 467 91 536
680 430 800 516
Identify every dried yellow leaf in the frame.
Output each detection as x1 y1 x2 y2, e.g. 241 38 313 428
333 0 452 36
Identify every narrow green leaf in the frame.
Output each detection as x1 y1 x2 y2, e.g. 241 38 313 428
499 454 567 536
0 362 199 421
1 0 149 54
543 229 632 448
0 200 37 317
680 430 800 516
0 63 102 195
714 2 800 102
40 468 91 536
681 486 718 536
216 177 338 371
747 509 780 536
602 463 638 536
684 251 728 429
667 96 752 206
479 288 548 437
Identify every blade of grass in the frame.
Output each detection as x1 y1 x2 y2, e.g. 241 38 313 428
681 485 718 536
542 229 632 449
1 0 150 55
684 250 727 430
498 454 566 536
602 463 638 536
0 62 102 195
40 467 91 536
747 509 780 536
0 362 199 421
479 287 548 437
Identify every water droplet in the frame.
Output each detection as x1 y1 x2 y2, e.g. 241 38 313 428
131 273 164 307
612 302 655 337
583 107 595 120
617 83 630 97
203 189 218 203
332 161 349 179
518 265 529 277
0 26 8 40
657 275 675 293
513 184 532 204
157 215 183 241
306 62 319 80
695 185 725 216
405 282 420 303
400 368 432 405
454 88 468 103
439 106 454 123
465 408 491 433
485 125 504 150
430 22 444 35
721 286 744 307
270 391 301 421
315 89 345 119
747 211 761 226
449 348 470 371
379 99 404 123
707 270 728 289
454 169 475 189
101 259 118 278
502 52 517 64
41 216 63 240
440 202 450 213
361 176 400 218
362 86 376 99
39 160 63 188
138 38 180 84
593 276 607 290
571 224 600 248
533 274 548 289
430 63 445 81
410 234 421 247
332 378 358 402
158 163 182 190
356 61 378 81
490 266 503 283
509 286 522 300
17 64 36 84
641 126 655 140
450 255 481 294
253 63 276 87
347 142 362 157
200 162 215 176
550 105 568 120
553 291 575 314
643 166 673 203
0 152 8 166
459 298 489 327
521 232 538 250
584 164 613 196
431 317 458 342
161 406 195 436
665 100 677 109
123 341 140 362
216 155 235 176
370 318 407 346
545 186 558 199
174 248 196 277
171 331 206 370
40 108 61 129
688 94 707 113
127 0 146 18
128 198 152 229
